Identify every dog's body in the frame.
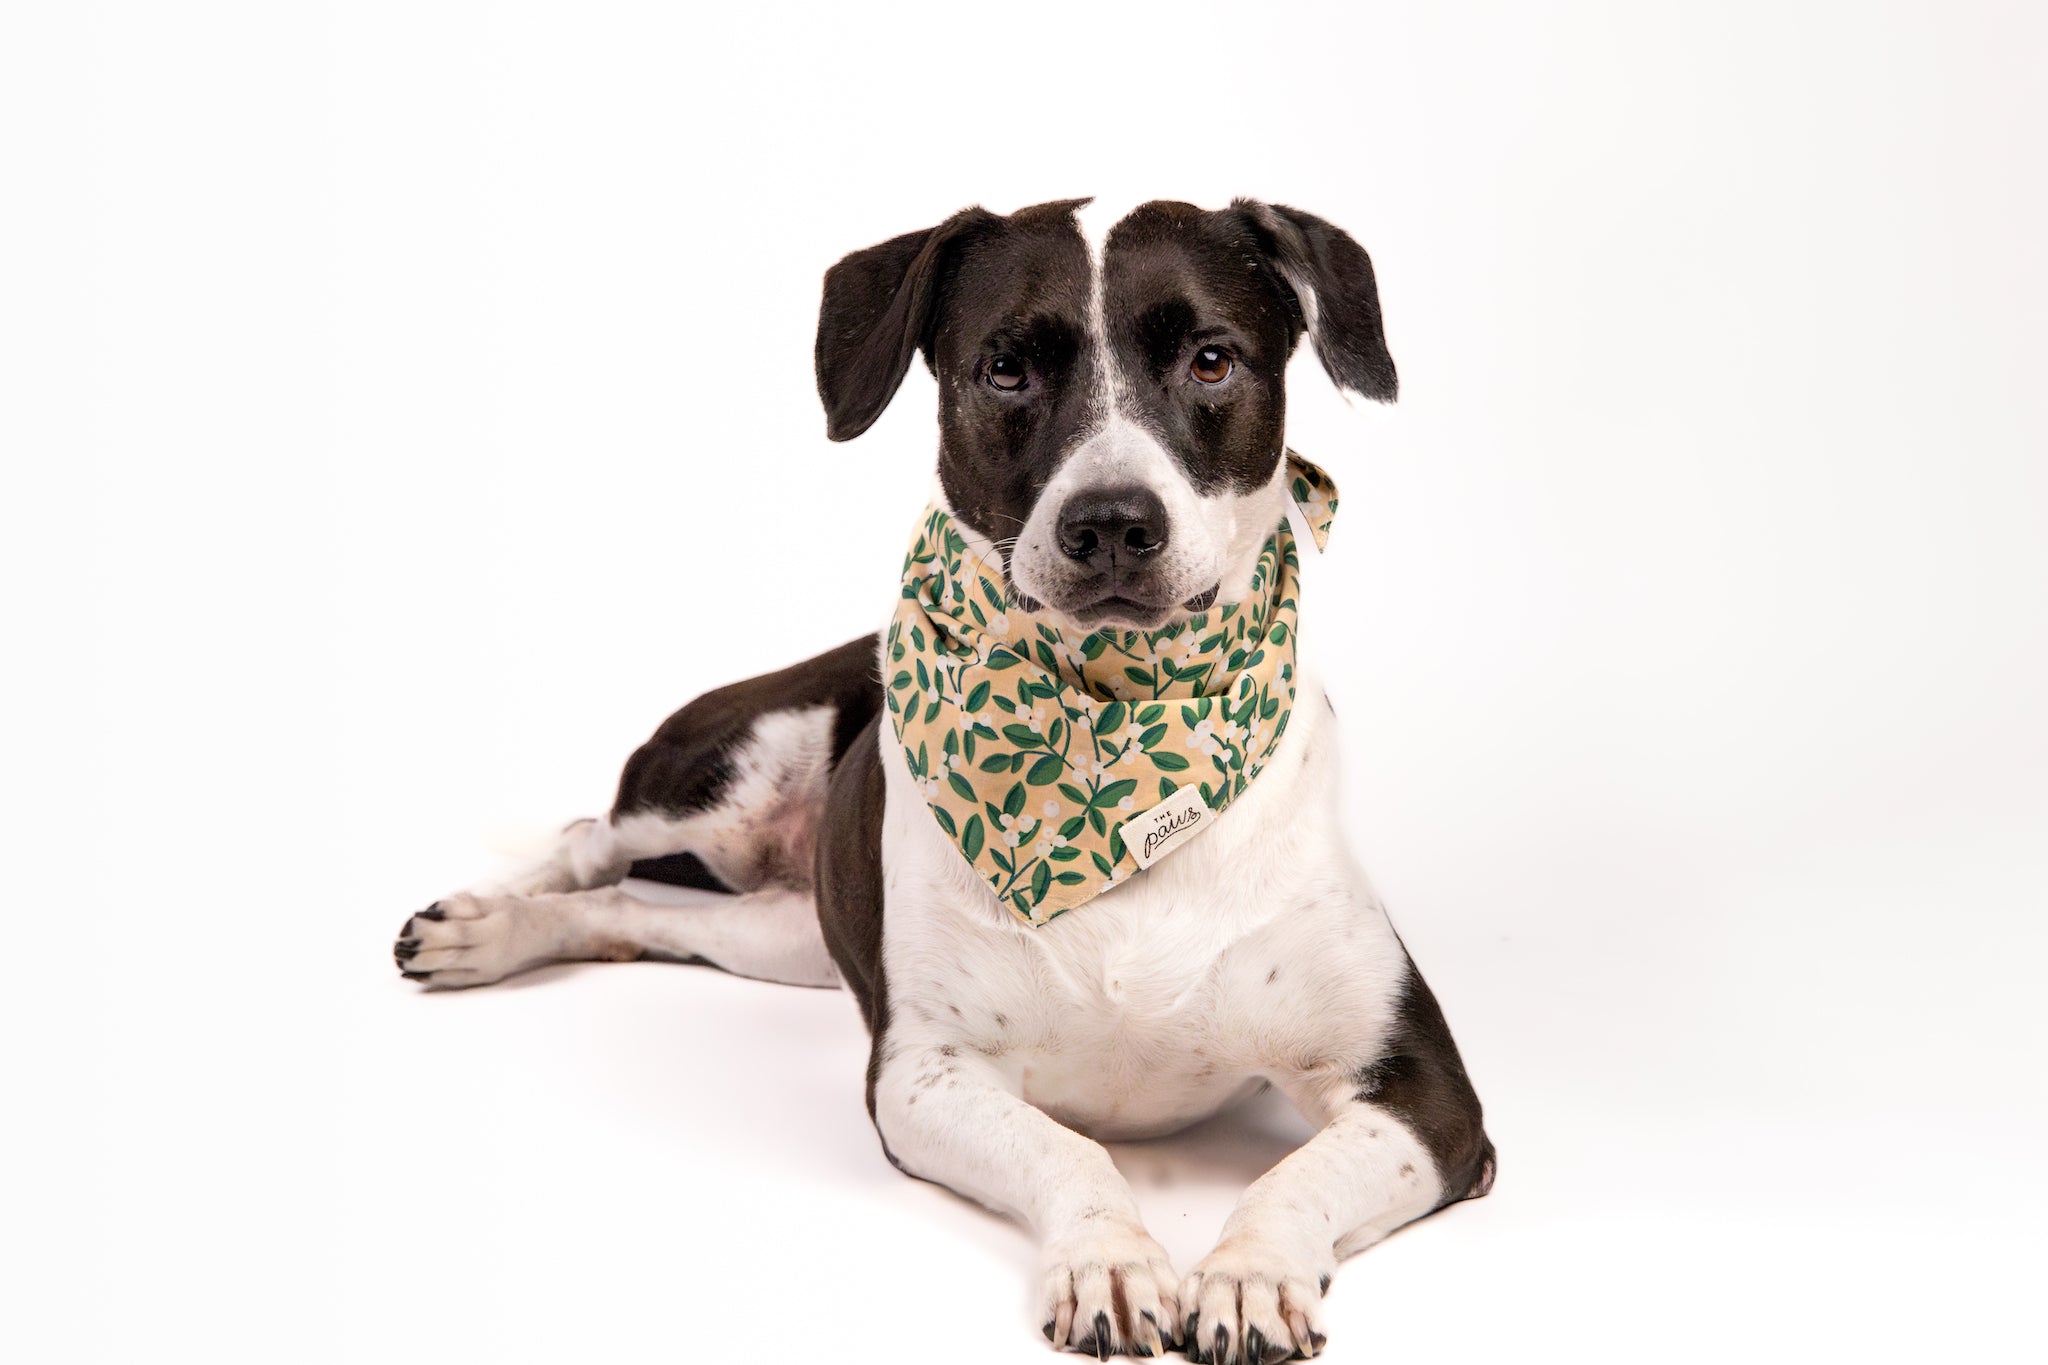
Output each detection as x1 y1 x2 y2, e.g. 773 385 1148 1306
396 197 1492 1362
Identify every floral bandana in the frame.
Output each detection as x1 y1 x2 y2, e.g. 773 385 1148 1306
884 452 1339 927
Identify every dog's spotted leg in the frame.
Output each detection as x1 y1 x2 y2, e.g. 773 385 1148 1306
871 1045 1181 1357
1177 1102 1431 1362
393 885 840 989
1180 1052 1494 1364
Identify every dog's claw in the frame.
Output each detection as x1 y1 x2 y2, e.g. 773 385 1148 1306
419 903 446 921
1285 1306 1316 1358
1136 1310 1163 1357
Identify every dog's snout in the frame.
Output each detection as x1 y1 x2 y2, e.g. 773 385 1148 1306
1056 486 1168 565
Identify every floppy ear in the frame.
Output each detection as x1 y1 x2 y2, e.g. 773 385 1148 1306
1236 200 1399 402
813 208 994 442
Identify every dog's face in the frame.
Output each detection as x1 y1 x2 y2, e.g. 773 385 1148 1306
816 198 1397 632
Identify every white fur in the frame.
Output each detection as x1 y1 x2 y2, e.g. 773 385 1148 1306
404 883 839 989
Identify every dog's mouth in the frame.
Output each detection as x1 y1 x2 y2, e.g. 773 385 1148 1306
1026 580 1222 633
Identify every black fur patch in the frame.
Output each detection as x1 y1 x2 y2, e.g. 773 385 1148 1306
612 633 880 820
1352 958 1495 1206
813 716 892 1117
623 850 734 891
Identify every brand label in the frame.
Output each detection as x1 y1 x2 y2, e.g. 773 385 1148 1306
1119 783 1213 870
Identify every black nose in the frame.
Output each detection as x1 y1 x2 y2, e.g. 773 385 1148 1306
1056 486 1169 565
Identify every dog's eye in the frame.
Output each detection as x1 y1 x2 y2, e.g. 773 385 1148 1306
1190 347 1233 385
986 355 1027 392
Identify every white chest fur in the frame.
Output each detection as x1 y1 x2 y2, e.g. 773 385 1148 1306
878 671 1412 1140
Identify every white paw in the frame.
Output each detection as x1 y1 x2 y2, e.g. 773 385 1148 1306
393 892 561 988
1179 1235 1331 1364
1038 1216 1180 1357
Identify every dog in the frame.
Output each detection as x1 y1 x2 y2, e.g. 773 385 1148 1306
394 196 1493 1363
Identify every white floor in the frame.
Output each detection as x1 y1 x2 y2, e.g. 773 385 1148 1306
38 765 2044 1363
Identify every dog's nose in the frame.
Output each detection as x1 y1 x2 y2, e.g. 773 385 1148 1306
1056 487 1169 564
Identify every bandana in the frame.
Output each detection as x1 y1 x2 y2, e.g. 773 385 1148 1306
884 452 1339 927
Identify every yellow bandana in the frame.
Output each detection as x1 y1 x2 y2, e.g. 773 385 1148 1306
885 452 1338 926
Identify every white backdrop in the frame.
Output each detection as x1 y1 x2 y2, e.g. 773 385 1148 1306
10 2 2045 1361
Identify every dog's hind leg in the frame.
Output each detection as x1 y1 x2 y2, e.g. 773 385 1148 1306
394 884 840 989
468 816 642 898
400 634 878 986
474 633 883 901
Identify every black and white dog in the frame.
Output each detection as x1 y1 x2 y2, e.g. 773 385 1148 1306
395 197 1493 1363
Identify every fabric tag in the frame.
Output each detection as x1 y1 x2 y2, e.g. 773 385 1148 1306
1120 783 1213 870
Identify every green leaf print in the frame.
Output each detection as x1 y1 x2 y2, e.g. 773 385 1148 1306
1094 779 1136 807
961 814 984 860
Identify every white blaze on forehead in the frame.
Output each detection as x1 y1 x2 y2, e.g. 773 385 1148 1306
1071 196 1150 277
1070 197 1153 415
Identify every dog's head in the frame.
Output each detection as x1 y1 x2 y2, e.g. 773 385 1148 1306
816 198 1396 632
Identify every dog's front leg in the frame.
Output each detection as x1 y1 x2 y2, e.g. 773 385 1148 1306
874 1044 1180 1356
1180 1071 1491 1365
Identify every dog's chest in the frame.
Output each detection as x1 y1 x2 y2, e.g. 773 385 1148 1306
877 679 1405 1140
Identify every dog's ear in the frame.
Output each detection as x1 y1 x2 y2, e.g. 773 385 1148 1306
814 208 995 442
1236 200 1398 402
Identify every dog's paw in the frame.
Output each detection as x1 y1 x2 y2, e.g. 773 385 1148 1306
1038 1217 1180 1358
1179 1236 1330 1364
392 893 554 988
